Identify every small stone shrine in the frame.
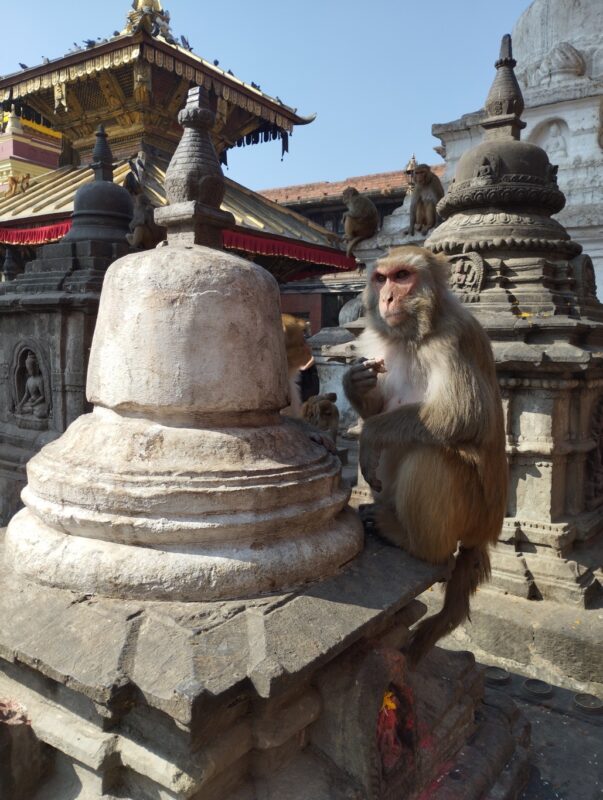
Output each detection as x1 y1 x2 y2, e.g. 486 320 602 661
0 86 529 799
425 36 603 694
0 125 132 523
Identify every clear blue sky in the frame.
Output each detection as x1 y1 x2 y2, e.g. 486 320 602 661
2 0 532 191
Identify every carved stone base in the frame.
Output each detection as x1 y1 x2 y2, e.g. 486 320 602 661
5 408 362 601
0 533 530 800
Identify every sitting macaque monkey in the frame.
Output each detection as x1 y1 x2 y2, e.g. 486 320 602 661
342 186 379 258
301 392 340 445
406 164 444 236
343 245 507 665
281 313 312 416
5 176 19 198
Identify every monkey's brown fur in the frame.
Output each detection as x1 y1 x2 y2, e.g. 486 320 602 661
343 246 507 665
301 392 339 444
282 314 312 416
342 186 379 258
407 165 444 236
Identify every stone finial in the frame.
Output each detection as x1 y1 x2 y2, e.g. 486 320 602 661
482 34 526 141
154 85 235 248
91 125 113 182
4 105 23 135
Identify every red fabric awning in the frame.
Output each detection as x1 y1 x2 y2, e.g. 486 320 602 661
0 220 72 245
222 229 356 271
0 221 357 273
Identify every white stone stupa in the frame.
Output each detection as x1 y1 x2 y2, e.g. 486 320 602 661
4 86 363 601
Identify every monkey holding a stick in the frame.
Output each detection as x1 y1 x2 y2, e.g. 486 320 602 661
344 246 507 665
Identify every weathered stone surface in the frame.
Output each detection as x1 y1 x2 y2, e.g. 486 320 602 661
88 247 287 417
0 531 442 719
425 586 603 696
0 698 47 800
0 524 532 799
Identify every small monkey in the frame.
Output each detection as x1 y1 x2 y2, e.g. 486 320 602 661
406 164 444 236
301 392 339 445
282 313 312 416
342 186 379 258
344 246 507 664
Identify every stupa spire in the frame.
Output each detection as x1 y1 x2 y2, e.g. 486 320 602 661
482 34 526 141
154 85 235 248
91 124 113 182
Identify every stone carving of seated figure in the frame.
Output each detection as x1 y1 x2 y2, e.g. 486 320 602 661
16 352 48 419
544 122 567 160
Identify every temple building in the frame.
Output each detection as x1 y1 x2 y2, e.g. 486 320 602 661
0 1 354 281
433 0 603 290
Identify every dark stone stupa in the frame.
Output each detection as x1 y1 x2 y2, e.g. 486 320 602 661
425 35 603 695
0 128 132 523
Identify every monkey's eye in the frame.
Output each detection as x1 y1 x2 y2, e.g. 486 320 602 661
374 273 386 284
396 269 411 280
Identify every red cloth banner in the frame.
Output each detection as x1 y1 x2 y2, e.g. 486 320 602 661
0 221 72 245
222 229 356 271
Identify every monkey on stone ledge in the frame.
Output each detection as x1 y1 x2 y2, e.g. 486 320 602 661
344 246 507 665
342 186 379 258
405 164 444 236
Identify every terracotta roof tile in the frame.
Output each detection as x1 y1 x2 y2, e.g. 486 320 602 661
261 165 445 205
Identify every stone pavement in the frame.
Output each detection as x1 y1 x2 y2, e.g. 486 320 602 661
483 666 603 800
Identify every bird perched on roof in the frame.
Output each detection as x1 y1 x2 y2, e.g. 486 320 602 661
180 35 192 51
18 63 28 70
213 59 219 66
83 39 96 49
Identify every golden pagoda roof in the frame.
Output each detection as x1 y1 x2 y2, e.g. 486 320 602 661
0 30 313 147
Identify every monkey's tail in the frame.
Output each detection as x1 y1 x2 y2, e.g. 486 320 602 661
406 545 490 667
346 236 364 258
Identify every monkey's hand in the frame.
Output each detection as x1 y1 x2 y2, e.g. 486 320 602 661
359 435 382 492
308 430 338 455
343 359 386 417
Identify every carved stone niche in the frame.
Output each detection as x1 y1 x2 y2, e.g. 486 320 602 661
311 646 418 799
448 253 485 302
9 342 51 431
585 394 603 512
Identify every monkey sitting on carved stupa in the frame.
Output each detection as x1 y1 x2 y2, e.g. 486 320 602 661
342 186 379 257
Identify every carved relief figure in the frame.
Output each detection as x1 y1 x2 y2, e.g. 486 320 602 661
405 164 444 236
16 352 48 419
448 253 485 301
133 61 152 103
544 122 567 161
475 154 500 185
54 83 68 112
342 186 379 258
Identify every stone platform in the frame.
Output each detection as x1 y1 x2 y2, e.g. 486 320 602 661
0 531 529 800
422 586 603 698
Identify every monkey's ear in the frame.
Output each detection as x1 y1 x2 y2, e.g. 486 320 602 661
431 251 452 284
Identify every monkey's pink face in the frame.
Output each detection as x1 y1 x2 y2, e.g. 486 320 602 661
373 266 419 325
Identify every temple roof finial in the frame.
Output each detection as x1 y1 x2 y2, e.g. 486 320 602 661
482 34 526 141
91 125 114 182
154 86 235 248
